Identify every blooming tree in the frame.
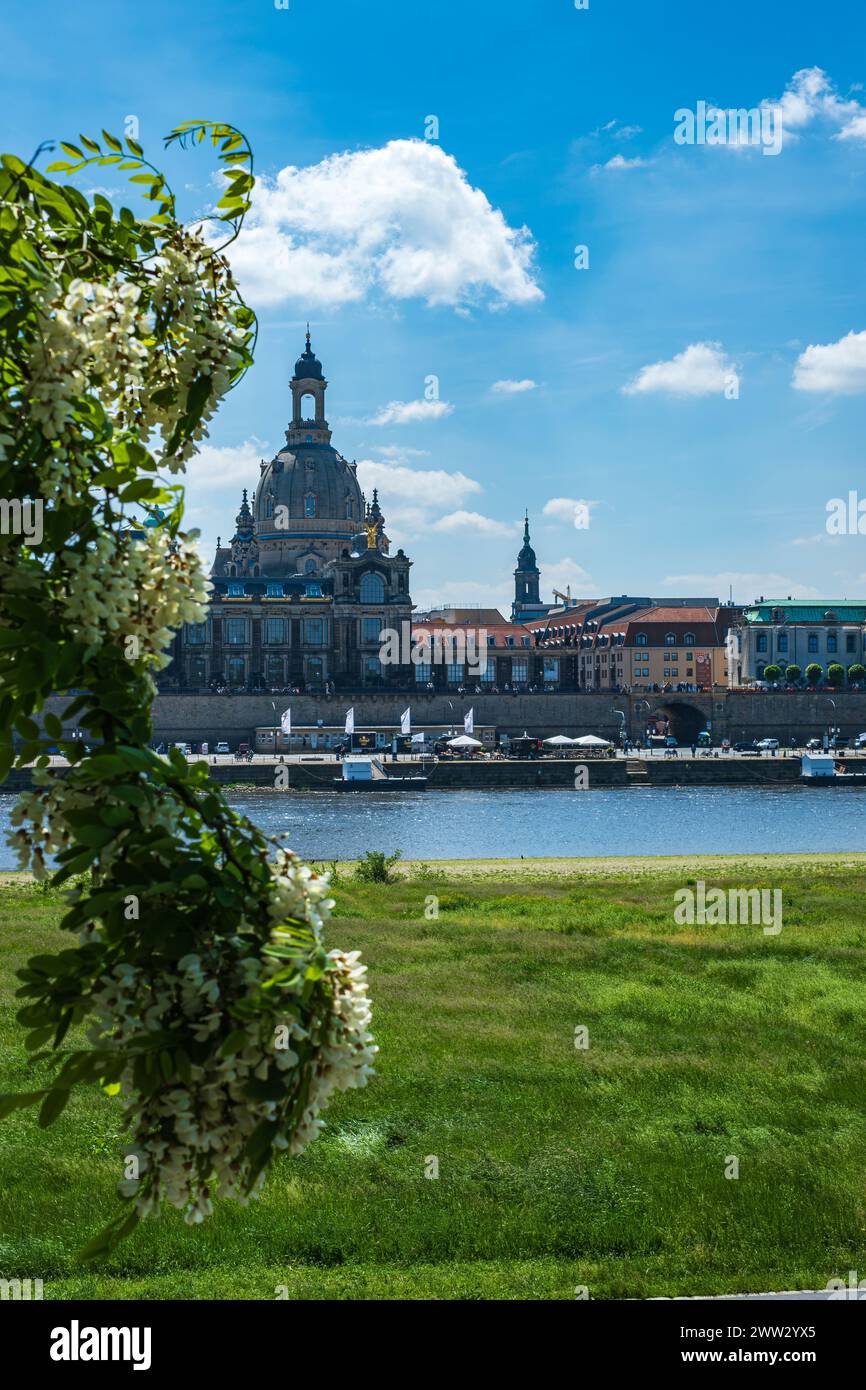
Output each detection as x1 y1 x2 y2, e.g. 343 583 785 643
0 123 375 1254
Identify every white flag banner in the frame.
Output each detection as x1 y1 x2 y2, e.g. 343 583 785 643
280 708 291 735
345 707 355 735
400 707 411 735
464 708 474 734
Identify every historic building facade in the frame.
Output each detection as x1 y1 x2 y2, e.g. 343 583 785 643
166 334 413 692
727 600 866 685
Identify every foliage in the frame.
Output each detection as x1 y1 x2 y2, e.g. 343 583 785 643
848 663 866 685
354 849 403 884
0 122 374 1254
784 664 802 683
827 663 846 687
762 664 781 682
805 663 823 685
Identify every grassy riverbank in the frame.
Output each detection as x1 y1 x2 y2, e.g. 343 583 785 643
1 857 865 1299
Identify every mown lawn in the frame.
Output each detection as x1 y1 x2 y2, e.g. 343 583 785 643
1 859 866 1300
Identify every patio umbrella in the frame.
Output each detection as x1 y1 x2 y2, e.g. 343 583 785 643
572 734 612 747
543 735 576 746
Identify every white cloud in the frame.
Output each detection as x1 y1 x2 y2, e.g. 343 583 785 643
220 139 543 310
369 397 453 422
490 378 537 394
184 438 270 488
355 459 481 509
658 572 820 601
543 558 598 598
370 399 454 425
767 66 866 143
432 510 520 538
623 342 739 398
542 497 594 529
595 154 646 171
411 578 513 615
792 330 866 395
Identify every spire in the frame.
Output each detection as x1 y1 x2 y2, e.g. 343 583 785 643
233 487 255 541
523 510 530 545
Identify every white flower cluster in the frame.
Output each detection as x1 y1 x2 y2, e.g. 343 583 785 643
83 875 375 1225
26 235 247 492
59 526 210 667
268 846 336 932
145 234 249 467
8 773 183 879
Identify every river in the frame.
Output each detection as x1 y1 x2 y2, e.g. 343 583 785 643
0 786 863 865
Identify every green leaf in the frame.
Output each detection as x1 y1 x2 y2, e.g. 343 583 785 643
60 142 85 159
220 1029 248 1058
102 130 122 153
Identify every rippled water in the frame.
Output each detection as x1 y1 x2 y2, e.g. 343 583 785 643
2 786 862 865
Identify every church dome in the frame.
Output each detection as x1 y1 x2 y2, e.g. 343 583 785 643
255 444 364 530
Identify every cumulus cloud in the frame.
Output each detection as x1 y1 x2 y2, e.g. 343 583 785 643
355 459 481 509
369 399 454 425
184 438 270 488
219 139 543 310
543 558 598 597
768 66 866 143
792 330 866 394
658 572 820 601
490 378 537 394
411 578 514 615
432 510 520 538
623 342 739 398
594 154 646 171
542 497 594 529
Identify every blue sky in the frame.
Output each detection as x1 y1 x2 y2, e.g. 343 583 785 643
4 0 866 612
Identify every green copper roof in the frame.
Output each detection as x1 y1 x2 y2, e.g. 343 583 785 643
745 601 866 623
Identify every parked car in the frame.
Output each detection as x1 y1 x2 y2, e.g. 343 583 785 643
214 741 230 754
733 740 759 753
853 733 866 750
665 735 678 748
756 738 780 750
806 738 823 751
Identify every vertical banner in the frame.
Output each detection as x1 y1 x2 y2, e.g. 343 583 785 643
464 708 474 734
345 707 355 735
400 707 411 735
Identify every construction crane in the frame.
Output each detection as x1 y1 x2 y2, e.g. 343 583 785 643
552 585 573 607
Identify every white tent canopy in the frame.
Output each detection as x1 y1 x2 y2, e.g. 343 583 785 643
447 734 482 748
543 735 576 746
572 734 612 747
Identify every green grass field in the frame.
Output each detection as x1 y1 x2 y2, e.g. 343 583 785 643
1 856 866 1300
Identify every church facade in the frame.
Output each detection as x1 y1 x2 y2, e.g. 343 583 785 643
165 334 413 693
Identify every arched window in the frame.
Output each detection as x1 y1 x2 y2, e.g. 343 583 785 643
304 493 316 517
664 632 676 647
345 496 353 519
635 633 648 646
230 565 236 577
360 572 385 603
266 495 274 518
683 632 695 646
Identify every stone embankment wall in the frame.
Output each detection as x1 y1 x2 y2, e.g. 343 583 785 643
33 688 866 747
